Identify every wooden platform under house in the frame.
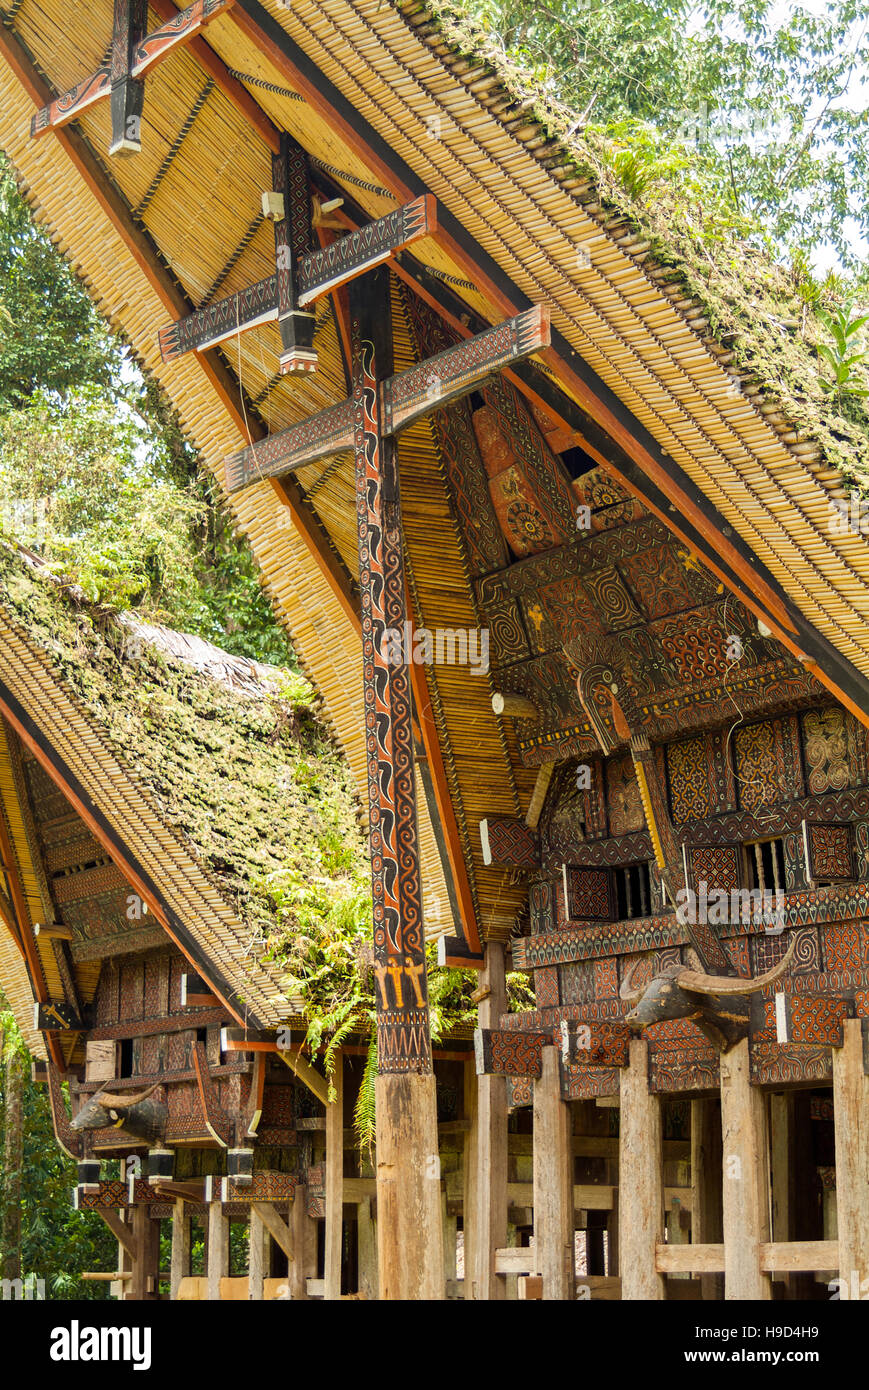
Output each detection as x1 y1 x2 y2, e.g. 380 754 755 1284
0 0 869 1301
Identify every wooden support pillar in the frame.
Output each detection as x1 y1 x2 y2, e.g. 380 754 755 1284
357 1197 378 1300
206 1199 229 1302
290 1187 315 1299
472 941 508 1300
350 267 443 1301
832 1019 869 1290
127 1205 160 1301
720 1038 772 1300
619 1039 665 1299
442 1190 457 1288
462 1057 477 1299
170 1199 190 1301
533 1045 575 1300
324 1053 344 1301
770 1093 795 1292
691 1097 723 1300
248 1206 268 1301
375 1071 444 1299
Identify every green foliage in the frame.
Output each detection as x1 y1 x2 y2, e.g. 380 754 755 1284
816 296 869 403
1 998 115 1298
0 153 294 666
431 0 869 271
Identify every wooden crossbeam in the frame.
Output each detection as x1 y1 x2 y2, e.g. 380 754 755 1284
31 0 234 149
223 304 550 494
158 194 436 364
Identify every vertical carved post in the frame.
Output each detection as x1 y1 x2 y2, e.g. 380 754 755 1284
170 1199 190 1301
720 1038 772 1299
109 0 147 155
832 1019 869 1292
289 1187 315 1299
349 267 443 1300
619 1039 665 1299
272 133 317 374
324 1052 344 1301
473 941 508 1300
533 1045 575 1299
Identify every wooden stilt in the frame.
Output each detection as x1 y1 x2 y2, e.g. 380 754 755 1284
127 1205 159 1301
770 1093 795 1292
248 1206 268 1301
691 1098 723 1300
832 1019 869 1293
462 1057 477 1299
442 1190 457 1290
533 1045 575 1300
473 942 508 1300
290 1187 315 1299
619 1039 665 1299
170 1199 190 1301
206 1199 229 1302
375 1071 444 1299
357 1196 378 1300
325 1052 344 1301
720 1038 772 1300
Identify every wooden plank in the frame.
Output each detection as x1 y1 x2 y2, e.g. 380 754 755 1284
759 1240 839 1272
358 1197 378 1301
472 943 508 1300
223 305 550 494
832 1019 869 1288
462 1059 477 1302
324 1053 343 1300
720 1038 772 1299
533 1046 574 1299
655 1243 725 1273
170 1200 190 1300
495 1246 535 1275
159 196 436 361
98 1209 137 1260
289 1184 314 1300
619 1039 665 1299
277 1046 328 1107
474 1026 548 1078
30 0 234 140
206 1199 229 1302
252 1202 294 1262
375 1071 445 1300
691 1097 724 1300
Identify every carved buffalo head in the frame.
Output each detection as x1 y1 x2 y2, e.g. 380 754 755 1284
71 1082 167 1146
620 937 796 1051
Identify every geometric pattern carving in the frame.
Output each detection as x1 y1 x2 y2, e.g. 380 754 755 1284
534 966 560 1009
619 541 705 621
528 879 556 936
821 922 862 973
786 995 851 1046
506 1075 534 1109
749 1042 832 1085
803 821 853 883
564 867 613 920
733 716 804 812
667 736 715 823
606 754 645 836
474 1027 549 1078
687 843 742 892
480 816 539 869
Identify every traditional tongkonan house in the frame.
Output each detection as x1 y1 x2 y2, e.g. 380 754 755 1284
1 0 868 1302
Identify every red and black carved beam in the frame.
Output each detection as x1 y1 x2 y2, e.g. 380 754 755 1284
351 266 432 1076
30 0 234 149
157 193 437 368
222 303 550 494
272 131 317 374
474 1027 551 1078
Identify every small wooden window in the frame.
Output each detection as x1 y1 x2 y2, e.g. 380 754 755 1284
743 837 786 893
613 862 651 920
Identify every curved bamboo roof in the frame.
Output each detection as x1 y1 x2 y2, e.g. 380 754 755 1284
0 0 867 953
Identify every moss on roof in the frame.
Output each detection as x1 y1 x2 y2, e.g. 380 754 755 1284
0 544 368 955
407 0 869 490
